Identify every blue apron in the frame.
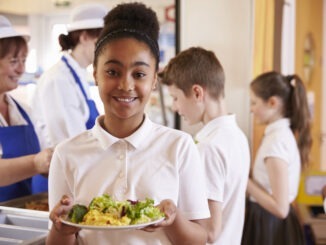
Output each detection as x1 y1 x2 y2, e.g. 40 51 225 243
61 56 99 129
0 98 46 201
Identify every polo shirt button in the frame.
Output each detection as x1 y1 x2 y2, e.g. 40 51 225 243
119 172 124 178
119 154 124 160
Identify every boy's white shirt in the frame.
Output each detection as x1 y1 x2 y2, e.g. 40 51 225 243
195 114 250 245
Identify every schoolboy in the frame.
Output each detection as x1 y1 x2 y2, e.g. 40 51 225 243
161 47 250 245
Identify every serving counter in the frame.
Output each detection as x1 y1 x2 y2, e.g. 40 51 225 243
0 193 49 244
297 203 326 245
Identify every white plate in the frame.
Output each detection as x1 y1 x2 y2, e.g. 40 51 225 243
60 217 165 230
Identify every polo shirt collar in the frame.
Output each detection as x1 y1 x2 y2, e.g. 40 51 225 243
62 52 87 77
91 114 153 149
265 118 290 135
195 114 236 142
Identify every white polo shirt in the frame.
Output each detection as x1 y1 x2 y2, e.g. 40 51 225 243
251 118 301 203
32 52 91 149
48 115 210 245
195 114 250 245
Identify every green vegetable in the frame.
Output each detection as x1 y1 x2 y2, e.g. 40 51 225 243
89 194 114 212
126 198 165 224
89 194 130 216
69 194 165 225
68 204 88 223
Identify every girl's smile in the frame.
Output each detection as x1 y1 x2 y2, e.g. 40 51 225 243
93 37 157 134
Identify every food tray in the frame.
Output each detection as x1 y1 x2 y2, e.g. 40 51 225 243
0 193 49 212
0 224 47 245
0 206 49 244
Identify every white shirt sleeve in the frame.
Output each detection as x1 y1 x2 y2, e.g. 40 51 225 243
177 136 210 220
48 147 72 211
198 142 226 202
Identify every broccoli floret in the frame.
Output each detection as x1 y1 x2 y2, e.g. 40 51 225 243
68 204 88 223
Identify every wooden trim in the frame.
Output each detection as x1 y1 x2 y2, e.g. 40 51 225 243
273 0 284 72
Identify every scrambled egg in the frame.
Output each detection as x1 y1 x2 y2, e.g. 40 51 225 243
81 209 131 226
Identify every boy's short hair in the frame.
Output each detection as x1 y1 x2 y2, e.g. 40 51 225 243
161 47 225 99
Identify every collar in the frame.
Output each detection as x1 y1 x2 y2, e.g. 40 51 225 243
195 114 236 142
265 118 291 135
91 114 153 150
61 52 87 78
0 94 27 126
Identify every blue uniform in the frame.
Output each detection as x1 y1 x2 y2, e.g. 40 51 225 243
0 98 46 201
61 56 99 129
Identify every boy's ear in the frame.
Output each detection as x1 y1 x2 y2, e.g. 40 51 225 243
192 84 204 101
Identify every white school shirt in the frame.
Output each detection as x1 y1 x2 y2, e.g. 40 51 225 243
251 118 301 203
48 115 210 245
32 52 91 149
0 94 28 156
195 114 250 245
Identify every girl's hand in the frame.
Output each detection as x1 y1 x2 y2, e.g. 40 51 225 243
33 148 53 174
143 199 177 232
49 195 80 235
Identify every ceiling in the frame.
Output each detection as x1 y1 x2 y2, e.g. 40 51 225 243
0 0 169 15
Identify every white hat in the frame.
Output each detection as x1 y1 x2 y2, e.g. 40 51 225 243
67 3 108 32
0 15 30 41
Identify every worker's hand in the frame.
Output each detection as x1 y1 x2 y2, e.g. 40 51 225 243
33 148 53 174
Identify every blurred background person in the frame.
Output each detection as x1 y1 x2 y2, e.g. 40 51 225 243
0 15 52 201
242 71 312 245
32 3 107 151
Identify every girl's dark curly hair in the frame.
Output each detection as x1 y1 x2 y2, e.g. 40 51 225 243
94 2 160 69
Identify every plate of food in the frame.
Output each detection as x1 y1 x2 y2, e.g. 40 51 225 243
60 194 165 230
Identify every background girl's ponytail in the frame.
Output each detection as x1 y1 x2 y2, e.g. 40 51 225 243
285 74 312 168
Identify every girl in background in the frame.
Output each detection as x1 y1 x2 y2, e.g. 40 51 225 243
242 71 312 245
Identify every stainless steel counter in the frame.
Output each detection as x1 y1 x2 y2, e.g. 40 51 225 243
0 203 49 244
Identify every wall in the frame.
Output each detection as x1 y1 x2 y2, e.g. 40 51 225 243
295 0 323 170
179 0 254 138
322 0 326 171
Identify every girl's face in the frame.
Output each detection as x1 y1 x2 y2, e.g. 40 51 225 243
0 48 27 94
168 84 203 125
250 89 279 125
94 37 157 122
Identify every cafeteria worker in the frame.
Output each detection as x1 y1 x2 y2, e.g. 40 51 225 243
32 3 107 149
0 15 52 201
